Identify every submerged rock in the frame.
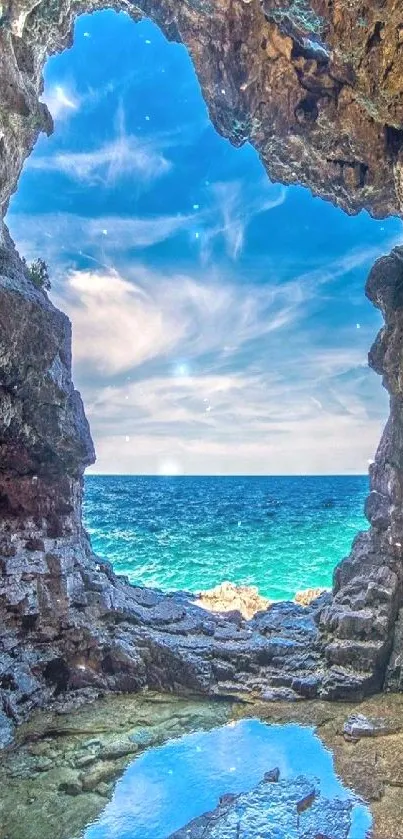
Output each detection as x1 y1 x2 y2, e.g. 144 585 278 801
169 773 352 839
195 581 271 620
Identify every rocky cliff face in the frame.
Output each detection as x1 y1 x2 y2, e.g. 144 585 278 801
320 249 403 695
2 0 403 737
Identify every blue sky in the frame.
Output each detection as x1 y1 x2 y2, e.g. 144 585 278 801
7 10 403 474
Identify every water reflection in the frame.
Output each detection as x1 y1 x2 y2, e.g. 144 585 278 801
84 719 372 838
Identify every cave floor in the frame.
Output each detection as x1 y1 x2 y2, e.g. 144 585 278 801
1 689 403 839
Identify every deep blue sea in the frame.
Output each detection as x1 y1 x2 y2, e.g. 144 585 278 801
83 475 368 600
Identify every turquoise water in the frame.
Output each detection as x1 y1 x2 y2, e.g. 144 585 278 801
84 475 368 600
83 719 371 838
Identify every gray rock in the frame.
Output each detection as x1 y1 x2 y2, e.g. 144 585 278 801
169 775 352 839
0 710 14 748
343 712 399 740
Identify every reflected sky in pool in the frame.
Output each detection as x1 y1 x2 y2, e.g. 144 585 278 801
83 719 371 839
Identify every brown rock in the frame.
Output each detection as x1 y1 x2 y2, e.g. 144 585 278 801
294 588 328 606
195 581 270 620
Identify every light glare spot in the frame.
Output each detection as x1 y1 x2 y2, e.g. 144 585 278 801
158 458 182 476
174 362 190 378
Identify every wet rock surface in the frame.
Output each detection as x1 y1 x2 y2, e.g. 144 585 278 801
0 692 232 839
169 774 352 839
0 561 330 741
320 248 403 697
3 690 403 839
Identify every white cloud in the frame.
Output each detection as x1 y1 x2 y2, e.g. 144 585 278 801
60 269 188 374
29 104 171 185
29 136 171 184
86 374 386 475
202 179 287 260
7 211 193 265
43 84 80 121
51 262 389 475
57 265 304 377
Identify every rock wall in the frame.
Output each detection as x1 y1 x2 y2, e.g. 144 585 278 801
1 0 403 733
321 248 403 695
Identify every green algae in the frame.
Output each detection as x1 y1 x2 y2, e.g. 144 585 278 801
267 0 325 38
3 690 403 839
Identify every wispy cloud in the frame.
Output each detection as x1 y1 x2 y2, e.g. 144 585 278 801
85 370 386 476
201 179 288 260
7 211 193 267
43 84 80 121
47 260 388 474
57 266 301 376
29 136 171 184
29 105 171 185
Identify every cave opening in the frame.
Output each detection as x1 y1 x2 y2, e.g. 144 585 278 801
2 0 403 715
5 8 402 605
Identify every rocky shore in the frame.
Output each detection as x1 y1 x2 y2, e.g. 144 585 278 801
195 581 271 619
195 582 329 619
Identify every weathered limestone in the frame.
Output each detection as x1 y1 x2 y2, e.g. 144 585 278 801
1 0 403 737
321 248 403 696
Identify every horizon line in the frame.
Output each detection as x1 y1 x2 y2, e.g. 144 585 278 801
85 472 369 478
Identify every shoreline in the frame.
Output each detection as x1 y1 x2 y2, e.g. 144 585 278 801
194 580 330 620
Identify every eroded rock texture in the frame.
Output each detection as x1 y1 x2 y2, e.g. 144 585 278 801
320 249 403 697
1 0 403 735
4 0 403 218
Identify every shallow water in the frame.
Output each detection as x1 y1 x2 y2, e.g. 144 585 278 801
84 475 368 600
83 719 372 839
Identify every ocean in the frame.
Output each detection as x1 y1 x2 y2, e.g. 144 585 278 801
83 475 368 601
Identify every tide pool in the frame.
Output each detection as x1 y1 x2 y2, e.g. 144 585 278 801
83 719 371 839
